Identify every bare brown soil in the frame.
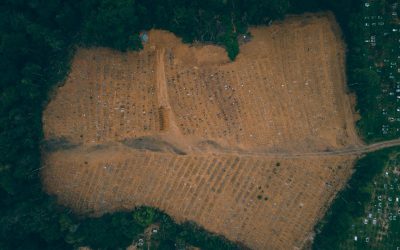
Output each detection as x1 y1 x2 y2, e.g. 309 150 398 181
43 13 361 153
42 13 364 249
44 145 355 250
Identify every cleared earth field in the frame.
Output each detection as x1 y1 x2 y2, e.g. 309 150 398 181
43 145 355 249
42 13 361 249
43 13 360 153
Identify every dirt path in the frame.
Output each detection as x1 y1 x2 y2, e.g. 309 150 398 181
155 48 194 151
114 136 400 159
156 49 169 108
215 138 400 158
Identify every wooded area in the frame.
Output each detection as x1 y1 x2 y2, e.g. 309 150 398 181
313 147 400 249
0 0 386 249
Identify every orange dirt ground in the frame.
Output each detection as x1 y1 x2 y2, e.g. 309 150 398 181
42 13 361 249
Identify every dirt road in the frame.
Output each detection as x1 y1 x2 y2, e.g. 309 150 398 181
216 138 400 158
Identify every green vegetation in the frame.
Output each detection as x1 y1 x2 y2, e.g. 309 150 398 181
65 208 244 249
313 147 400 250
343 154 400 249
346 0 400 142
78 0 293 58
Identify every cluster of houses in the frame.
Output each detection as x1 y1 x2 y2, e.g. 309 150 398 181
352 162 400 247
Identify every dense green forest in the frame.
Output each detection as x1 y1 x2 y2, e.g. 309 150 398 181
1 0 395 249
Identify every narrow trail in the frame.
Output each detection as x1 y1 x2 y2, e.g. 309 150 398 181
114 136 400 159
155 48 179 135
155 48 169 108
214 138 400 158
155 48 194 152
